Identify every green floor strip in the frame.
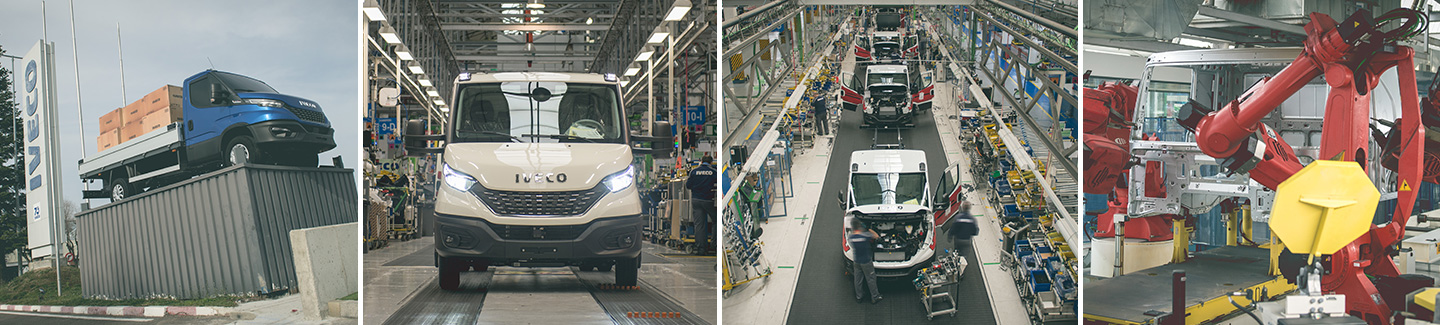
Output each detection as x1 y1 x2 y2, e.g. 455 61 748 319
983 262 1000 266
777 266 796 269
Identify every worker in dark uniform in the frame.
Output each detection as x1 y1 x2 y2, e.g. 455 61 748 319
686 155 718 255
849 217 882 303
811 92 829 136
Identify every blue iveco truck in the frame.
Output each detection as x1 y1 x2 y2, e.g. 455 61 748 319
79 70 336 200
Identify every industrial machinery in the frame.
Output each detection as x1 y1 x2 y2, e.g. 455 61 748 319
1085 7 1435 325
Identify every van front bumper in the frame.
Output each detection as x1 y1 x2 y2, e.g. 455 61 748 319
434 213 643 265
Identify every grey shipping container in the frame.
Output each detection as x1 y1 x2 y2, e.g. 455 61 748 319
76 164 356 300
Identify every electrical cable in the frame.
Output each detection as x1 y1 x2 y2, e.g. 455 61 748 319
1229 289 1264 325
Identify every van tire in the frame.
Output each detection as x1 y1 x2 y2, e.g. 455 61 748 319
225 136 265 166
615 256 639 286
438 257 462 290
110 177 131 201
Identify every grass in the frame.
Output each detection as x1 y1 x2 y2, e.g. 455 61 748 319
0 266 246 307
339 292 358 301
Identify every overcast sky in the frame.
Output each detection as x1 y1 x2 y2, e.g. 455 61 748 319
0 0 358 205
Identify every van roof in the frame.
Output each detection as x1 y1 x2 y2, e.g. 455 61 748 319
456 72 618 85
850 149 927 173
866 65 908 74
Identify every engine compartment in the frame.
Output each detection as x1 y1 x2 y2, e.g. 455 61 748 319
857 216 929 261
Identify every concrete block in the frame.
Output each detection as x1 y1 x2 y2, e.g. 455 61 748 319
327 300 358 318
289 222 359 321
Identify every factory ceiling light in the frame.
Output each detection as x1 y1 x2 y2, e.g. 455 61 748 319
624 67 640 76
394 44 414 61
427 88 440 97
433 99 445 106
362 0 386 21
664 0 691 21
409 62 425 74
527 0 545 9
586 17 594 25
378 24 401 44
418 78 433 87
634 51 654 62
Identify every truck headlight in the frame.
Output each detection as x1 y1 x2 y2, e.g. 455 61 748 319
602 165 634 193
443 164 477 191
241 98 286 108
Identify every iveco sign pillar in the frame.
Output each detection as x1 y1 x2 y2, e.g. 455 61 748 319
22 40 65 264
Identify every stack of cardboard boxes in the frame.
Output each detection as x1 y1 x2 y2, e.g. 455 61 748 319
97 85 183 152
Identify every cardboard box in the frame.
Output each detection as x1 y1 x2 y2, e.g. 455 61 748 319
139 111 174 132
120 123 145 143
96 129 120 152
141 85 183 118
98 108 124 133
121 100 146 125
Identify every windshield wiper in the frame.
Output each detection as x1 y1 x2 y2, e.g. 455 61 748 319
524 134 597 143
463 131 524 143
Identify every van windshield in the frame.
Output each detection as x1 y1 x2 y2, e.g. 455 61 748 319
851 172 926 206
868 72 906 85
451 82 623 143
215 73 278 94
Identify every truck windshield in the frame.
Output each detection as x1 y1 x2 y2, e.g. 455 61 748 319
868 72 906 85
851 172 926 206
215 73 278 94
451 82 623 143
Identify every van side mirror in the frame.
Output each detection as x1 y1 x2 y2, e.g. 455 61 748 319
631 121 675 157
837 190 846 208
403 119 445 155
210 83 230 105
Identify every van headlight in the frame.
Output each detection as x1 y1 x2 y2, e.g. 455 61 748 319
602 165 635 193
443 164 477 191
241 98 286 108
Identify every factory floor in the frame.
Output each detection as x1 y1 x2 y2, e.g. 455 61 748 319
720 37 1032 324
362 236 716 324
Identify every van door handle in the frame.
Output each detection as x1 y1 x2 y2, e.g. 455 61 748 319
187 120 193 131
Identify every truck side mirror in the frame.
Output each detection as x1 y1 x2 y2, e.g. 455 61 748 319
210 83 230 105
403 119 445 155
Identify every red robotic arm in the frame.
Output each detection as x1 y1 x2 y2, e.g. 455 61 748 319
1175 9 1426 324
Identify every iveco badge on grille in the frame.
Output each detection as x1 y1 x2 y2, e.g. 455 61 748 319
516 173 567 183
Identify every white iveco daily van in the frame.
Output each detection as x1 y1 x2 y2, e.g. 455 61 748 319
840 149 936 277
406 72 667 290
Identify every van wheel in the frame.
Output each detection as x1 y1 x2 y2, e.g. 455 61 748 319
438 257 462 290
598 263 613 272
615 257 639 286
110 178 131 201
225 136 265 166
470 259 489 272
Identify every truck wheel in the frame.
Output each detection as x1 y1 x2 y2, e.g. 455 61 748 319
225 136 265 166
438 257 462 290
110 178 131 201
598 263 613 272
615 256 639 286
470 259 489 272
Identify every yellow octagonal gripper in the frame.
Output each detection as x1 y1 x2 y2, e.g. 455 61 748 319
1269 160 1380 261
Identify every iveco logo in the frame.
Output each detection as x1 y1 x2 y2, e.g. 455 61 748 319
298 101 317 109
516 173 567 183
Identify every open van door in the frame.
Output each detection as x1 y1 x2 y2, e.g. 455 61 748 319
910 66 934 111
840 71 862 111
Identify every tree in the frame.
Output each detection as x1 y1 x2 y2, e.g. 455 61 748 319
0 46 28 260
